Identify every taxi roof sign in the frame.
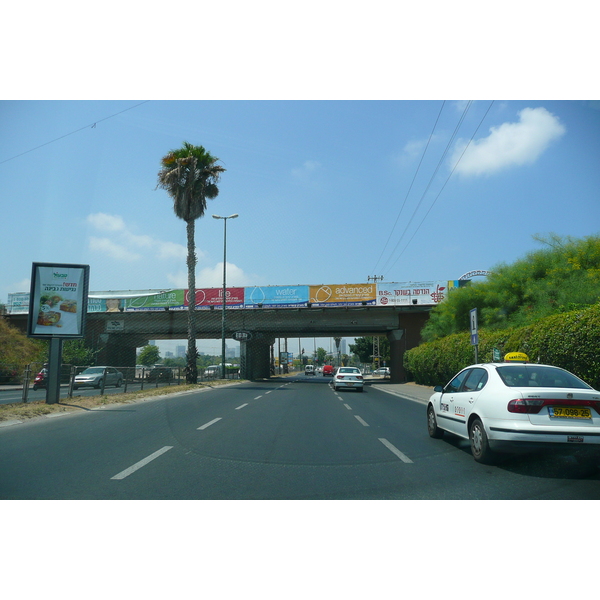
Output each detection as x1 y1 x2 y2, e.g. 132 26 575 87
504 352 529 363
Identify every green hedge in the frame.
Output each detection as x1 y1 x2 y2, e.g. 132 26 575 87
404 304 600 389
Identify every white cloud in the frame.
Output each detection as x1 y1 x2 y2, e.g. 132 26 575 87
166 263 252 289
87 213 187 263
87 213 126 232
451 107 566 176
89 236 141 261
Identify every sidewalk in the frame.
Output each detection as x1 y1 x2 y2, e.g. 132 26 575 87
365 378 434 404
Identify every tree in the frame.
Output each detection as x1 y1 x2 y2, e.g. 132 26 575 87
157 142 226 383
62 339 99 366
349 336 390 365
138 344 161 366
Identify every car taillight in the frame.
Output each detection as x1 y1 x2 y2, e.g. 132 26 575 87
508 398 600 415
507 399 545 414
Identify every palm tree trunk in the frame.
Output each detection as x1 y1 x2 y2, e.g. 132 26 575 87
186 218 198 383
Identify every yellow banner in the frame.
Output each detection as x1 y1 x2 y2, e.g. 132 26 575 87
309 283 376 306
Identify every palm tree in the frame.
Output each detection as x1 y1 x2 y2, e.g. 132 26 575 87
157 142 226 383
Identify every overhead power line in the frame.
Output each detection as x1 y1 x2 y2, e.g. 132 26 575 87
0 100 150 166
382 101 495 277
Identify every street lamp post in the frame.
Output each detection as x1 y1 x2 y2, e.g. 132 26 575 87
213 214 238 379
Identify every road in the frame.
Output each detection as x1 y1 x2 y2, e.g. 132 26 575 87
1 376 599 499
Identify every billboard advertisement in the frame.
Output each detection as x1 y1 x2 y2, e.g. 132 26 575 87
309 283 376 307
27 262 90 338
184 287 245 309
244 285 309 308
7 292 30 314
376 281 448 306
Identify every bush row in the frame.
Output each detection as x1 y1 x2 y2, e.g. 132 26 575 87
404 303 600 389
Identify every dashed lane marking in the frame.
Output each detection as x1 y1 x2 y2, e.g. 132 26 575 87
354 415 369 427
344 404 352 410
197 418 222 430
111 446 173 480
236 403 249 410
378 438 413 463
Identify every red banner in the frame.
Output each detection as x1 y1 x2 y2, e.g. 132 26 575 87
184 287 245 308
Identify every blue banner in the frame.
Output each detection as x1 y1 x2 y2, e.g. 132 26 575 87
244 285 309 308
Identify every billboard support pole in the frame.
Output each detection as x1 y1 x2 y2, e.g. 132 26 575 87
46 337 63 405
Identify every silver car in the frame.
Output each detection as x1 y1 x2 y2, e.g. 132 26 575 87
74 366 124 390
332 367 364 392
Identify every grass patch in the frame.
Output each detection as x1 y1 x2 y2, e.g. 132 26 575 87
0 379 242 423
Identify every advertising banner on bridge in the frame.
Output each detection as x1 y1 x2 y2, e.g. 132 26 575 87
376 281 449 306
244 285 309 308
7 292 30 314
124 290 186 311
27 262 90 338
309 283 376 307
184 287 245 309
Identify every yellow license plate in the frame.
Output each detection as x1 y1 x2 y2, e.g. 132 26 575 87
549 406 592 419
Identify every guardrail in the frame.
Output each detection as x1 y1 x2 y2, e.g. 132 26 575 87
0 363 241 403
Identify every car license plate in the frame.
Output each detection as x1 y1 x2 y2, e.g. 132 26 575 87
347 382 354 386
549 406 592 419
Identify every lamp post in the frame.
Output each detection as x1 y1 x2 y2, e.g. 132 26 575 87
213 213 238 379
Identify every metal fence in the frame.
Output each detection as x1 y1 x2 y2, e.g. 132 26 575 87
1 362 241 404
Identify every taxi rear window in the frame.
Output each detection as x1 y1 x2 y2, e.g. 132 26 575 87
496 366 591 389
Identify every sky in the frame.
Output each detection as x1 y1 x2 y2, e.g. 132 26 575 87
3 99 599 356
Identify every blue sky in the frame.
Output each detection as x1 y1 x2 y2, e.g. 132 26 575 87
3 99 598 355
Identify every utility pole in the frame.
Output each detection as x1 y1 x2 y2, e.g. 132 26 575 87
367 275 384 283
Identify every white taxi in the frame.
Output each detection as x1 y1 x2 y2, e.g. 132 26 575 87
426 354 600 464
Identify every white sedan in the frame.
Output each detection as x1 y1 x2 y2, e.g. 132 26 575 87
332 367 364 392
426 361 600 464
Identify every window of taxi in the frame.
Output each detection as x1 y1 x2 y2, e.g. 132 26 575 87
462 368 488 392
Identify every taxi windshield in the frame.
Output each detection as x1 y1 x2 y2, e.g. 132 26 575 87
496 365 591 389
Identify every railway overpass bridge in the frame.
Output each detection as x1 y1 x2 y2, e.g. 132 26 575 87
6 305 431 382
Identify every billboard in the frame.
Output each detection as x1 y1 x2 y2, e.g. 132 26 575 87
244 285 309 308
27 262 90 338
376 281 448 306
184 287 245 309
309 283 376 307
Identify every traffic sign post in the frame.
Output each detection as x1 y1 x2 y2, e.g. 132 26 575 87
470 308 479 363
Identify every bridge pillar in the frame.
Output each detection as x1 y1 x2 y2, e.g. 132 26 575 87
389 312 430 382
95 334 147 368
388 329 406 383
240 334 275 380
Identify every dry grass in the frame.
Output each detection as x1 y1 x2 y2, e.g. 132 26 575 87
0 380 241 423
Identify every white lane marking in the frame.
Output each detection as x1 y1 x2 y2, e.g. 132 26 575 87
378 438 413 463
344 403 352 410
354 415 369 427
236 403 248 410
111 446 173 480
197 418 222 430
254 396 263 400
265 391 272 394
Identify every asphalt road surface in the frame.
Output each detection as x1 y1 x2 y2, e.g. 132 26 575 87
1 376 599 499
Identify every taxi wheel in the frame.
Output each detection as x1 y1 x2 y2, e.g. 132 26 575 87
469 418 495 464
427 405 444 439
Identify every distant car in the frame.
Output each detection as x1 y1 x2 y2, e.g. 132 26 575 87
332 367 364 392
304 365 315 375
322 365 334 377
147 366 173 381
372 367 390 378
74 366 123 390
427 359 600 464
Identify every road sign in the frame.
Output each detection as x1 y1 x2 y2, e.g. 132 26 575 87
470 308 478 346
